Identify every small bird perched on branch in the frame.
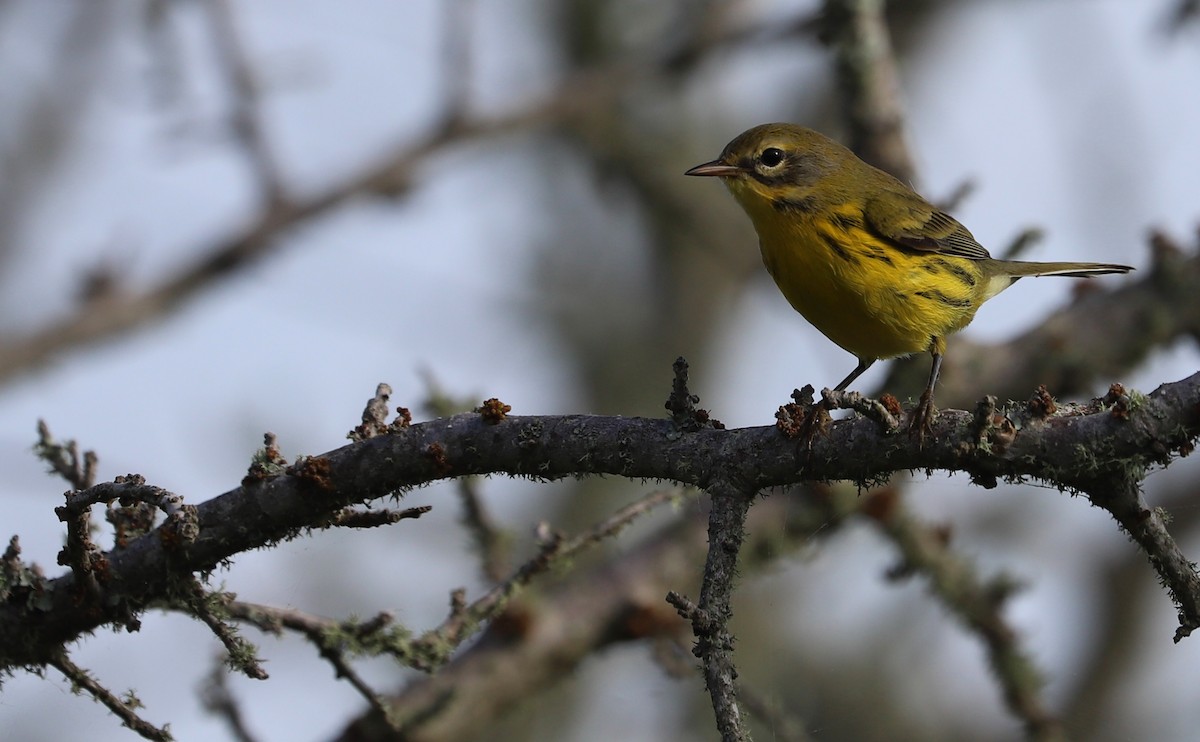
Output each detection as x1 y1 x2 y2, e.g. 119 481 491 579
687 123 1133 437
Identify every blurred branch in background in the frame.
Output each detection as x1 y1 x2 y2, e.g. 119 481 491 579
339 490 841 742
1162 0 1200 33
203 0 286 207
0 3 117 278
863 486 1064 742
0 2 821 388
822 0 916 183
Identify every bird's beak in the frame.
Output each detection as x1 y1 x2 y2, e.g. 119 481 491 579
685 160 742 177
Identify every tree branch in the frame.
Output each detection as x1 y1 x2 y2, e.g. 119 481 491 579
670 480 755 742
49 652 172 741
4 370 1198 672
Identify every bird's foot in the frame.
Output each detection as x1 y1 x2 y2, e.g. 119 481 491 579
908 390 937 443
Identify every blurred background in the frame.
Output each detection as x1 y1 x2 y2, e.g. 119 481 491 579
2 1 1199 740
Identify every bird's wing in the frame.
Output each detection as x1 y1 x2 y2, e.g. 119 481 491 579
863 189 992 261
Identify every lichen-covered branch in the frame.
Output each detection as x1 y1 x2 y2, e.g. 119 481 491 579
670 480 755 742
3 371 1197 673
49 653 172 742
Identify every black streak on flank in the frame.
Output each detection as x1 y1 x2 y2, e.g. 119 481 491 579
943 261 978 287
862 248 895 267
819 231 857 263
924 258 978 287
915 289 973 309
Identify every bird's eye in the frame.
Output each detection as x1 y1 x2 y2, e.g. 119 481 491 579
759 147 785 168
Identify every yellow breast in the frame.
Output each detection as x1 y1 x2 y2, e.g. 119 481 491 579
732 187 984 361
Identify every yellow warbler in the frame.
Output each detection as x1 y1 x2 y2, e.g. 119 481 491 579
686 123 1133 435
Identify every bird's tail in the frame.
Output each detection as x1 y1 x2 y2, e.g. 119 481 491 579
994 260 1134 278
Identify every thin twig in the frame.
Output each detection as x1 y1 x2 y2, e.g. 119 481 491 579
35 420 96 490
49 653 173 742
183 583 268 680
820 387 901 433
413 486 690 669
666 356 724 431
349 383 396 441
1087 476 1200 643
328 506 432 529
936 178 976 213
223 602 395 720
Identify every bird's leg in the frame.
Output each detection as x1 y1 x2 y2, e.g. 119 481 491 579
834 358 875 392
787 359 876 447
909 342 944 441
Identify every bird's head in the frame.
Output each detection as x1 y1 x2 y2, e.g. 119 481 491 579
686 123 851 216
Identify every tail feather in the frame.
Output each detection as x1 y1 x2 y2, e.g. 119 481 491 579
997 260 1134 278
979 259 1133 302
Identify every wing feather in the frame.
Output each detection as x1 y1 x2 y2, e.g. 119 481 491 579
863 189 991 261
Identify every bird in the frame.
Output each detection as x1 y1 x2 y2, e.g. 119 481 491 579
686 123 1134 437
